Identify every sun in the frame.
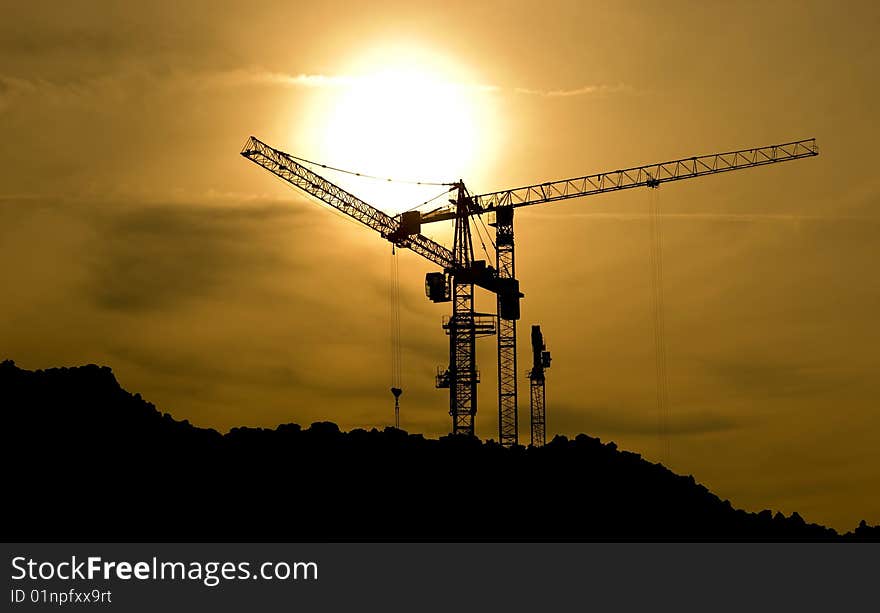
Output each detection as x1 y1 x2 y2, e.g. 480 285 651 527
301 49 496 213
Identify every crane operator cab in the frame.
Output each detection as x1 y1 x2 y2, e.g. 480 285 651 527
425 272 451 302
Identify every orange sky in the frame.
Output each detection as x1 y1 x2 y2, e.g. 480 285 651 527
1 0 878 531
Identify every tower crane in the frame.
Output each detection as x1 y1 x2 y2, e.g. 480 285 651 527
529 325 551 447
419 138 818 446
241 136 818 445
241 136 496 436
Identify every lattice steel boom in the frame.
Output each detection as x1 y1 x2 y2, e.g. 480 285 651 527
241 136 454 270
421 139 818 223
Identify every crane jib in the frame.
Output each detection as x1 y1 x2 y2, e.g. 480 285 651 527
240 136 454 270
418 138 818 224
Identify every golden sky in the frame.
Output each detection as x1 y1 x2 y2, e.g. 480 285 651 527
2 0 878 531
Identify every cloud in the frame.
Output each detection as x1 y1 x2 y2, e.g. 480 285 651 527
1 195 309 313
553 402 746 437
514 83 635 97
82 200 311 312
0 75 37 111
0 68 633 114
0 72 148 111
105 341 376 399
190 70 358 90
248 71 633 99
700 357 860 401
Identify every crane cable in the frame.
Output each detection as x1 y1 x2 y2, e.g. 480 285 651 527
389 246 403 428
289 153 456 187
471 215 494 262
404 186 458 213
476 212 498 251
648 187 671 465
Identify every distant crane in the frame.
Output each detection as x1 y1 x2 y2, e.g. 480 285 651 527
241 137 818 445
391 387 402 429
529 325 551 447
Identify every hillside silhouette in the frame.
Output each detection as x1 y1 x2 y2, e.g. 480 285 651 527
2 360 877 541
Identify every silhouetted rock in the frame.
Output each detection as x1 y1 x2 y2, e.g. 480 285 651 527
1 362 874 541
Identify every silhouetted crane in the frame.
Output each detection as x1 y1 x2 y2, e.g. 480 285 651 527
419 139 818 446
529 325 551 447
241 137 818 445
391 387 402 429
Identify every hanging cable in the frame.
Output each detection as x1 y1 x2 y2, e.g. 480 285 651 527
648 187 671 465
471 215 493 262
389 246 403 428
287 153 456 187
476 212 498 251
404 186 458 213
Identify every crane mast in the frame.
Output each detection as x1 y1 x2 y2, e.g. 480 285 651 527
442 184 488 434
494 205 518 447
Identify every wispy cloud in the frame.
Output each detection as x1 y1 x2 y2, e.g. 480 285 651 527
553 402 747 437
251 71 633 98
197 70 358 89
0 68 633 113
514 83 635 97
0 75 37 111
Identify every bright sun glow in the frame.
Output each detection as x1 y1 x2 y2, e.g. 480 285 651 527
301 50 496 214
